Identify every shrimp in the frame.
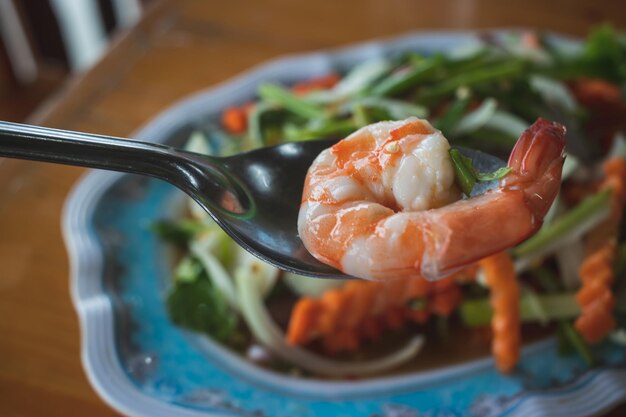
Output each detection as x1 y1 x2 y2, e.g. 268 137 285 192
298 117 566 281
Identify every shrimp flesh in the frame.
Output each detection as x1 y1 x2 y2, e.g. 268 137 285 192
298 117 566 280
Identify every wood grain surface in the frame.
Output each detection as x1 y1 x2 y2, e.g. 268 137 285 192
1 1 625 416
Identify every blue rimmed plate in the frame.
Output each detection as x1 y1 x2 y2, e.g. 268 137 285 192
64 30 626 417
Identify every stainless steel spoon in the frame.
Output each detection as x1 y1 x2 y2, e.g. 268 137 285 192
0 121 505 279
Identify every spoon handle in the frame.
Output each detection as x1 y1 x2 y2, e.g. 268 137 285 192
0 121 253 217
0 121 185 176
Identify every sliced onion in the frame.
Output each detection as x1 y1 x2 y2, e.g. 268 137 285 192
306 59 392 104
482 110 528 138
609 329 626 346
233 245 279 298
522 287 549 326
190 231 240 310
609 132 626 159
333 59 391 97
452 98 497 135
235 269 424 377
530 75 577 112
555 241 584 290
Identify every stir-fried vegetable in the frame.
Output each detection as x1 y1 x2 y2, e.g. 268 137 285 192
155 26 626 377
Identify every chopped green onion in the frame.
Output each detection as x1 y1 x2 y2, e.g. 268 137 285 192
449 148 511 196
246 102 276 147
460 292 580 326
523 287 549 325
474 167 512 182
449 149 477 196
433 96 470 133
284 118 355 142
258 83 325 119
408 298 428 311
418 59 525 103
371 56 442 96
513 188 612 257
557 321 594 365
150 219 208 245
529 266 563 293
333 58 393 98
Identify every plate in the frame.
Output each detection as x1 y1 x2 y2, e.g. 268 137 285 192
64 30 626 417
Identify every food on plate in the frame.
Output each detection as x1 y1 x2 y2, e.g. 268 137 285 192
153 26 626 378
297 117 565 281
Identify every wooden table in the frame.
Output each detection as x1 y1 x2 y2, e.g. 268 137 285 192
1 1 625 415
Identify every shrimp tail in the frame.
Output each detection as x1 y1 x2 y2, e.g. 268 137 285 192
503 118 567 220
423 118 566 279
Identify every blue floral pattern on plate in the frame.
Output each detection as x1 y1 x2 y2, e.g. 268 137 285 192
64 30 626 417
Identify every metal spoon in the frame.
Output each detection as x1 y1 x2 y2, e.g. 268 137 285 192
0 121 505 279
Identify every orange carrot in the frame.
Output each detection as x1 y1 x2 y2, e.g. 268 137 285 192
292 73 340 95
569 78 626 151
575 241 616 345
478 252 520 373
285 267 474 354
574 157 626 343
221 106 248 134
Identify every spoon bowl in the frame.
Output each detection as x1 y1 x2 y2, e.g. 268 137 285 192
0 121 505 279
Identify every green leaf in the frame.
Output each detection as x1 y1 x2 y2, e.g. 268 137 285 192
433 96 470 133
449 148 477 196
167 257 238 343
371 55 443 97
418 59 525 104
150 219 207 245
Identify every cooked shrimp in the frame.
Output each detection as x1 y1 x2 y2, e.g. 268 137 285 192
298 117 566 281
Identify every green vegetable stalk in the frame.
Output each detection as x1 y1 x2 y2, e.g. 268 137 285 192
460 292 580 326
513 188 612 257
449 148 511 196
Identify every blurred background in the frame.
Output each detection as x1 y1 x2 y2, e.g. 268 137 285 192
0 0 151 122
2 0 626 124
